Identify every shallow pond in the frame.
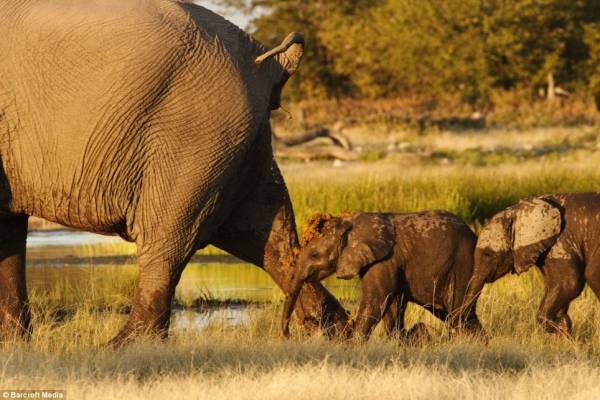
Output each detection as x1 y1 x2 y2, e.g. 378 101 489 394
27 231 359 302
171 306 251 332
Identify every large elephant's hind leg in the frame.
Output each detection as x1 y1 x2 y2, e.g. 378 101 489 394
108 215 198 346
211 157 349 337
0 215 30 339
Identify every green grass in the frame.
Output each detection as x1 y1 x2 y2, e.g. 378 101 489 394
285 159 600 234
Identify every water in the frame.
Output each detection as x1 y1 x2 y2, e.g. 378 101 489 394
171 306 250 332
26 229 361 330
27 230 124 248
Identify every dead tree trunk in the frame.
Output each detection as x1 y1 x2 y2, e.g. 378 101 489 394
547 72 556 102
272 125 356 161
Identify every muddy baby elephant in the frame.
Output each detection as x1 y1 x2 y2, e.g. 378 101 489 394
282 211 483 341
462 194 600 335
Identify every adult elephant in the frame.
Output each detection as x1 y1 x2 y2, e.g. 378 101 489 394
0 0 347 344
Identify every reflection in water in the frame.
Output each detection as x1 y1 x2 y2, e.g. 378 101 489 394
171 307 250 331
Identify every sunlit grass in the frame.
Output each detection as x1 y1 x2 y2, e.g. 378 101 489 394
3 281 600 399
285 159 600 233
13 140 600 398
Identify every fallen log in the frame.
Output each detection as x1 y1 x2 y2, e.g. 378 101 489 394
275 145 359 162
272 124 356 161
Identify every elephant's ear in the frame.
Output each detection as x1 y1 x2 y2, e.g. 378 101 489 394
512 198 562 274
476 213 511 253
336 214 395 280
255 32 304 110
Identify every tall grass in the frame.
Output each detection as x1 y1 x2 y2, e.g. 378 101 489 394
286 160 600 232
3 285 600 399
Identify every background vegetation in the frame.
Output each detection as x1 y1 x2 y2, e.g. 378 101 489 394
216 0 600 110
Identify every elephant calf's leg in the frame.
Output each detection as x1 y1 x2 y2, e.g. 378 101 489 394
353 277 396 342
0 215 30 339
382 294 407 338
537 261 584 335
353 301 384 342
555 308 573 334
583 258 600 310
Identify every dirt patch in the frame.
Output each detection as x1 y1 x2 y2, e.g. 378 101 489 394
301 213 333 246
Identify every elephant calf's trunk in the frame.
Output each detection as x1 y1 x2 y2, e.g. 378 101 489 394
451 274 487 332
281 275 306 338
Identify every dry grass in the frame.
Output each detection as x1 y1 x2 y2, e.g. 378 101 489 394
1 265 600 399
9 127 600 398
4 361 600 400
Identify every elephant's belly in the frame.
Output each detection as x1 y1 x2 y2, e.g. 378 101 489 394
404 280 446 310
3 167 130 236
22 195 126 236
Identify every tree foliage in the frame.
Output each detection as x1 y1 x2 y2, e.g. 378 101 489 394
213 0 600 105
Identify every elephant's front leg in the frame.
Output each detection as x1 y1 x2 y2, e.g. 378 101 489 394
0 215 30 339
353 270 397 342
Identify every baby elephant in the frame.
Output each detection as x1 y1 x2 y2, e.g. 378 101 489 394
282 211 483 341
461 193 600 335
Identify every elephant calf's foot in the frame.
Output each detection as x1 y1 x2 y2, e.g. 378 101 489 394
538 319 572 338
400 323 431 345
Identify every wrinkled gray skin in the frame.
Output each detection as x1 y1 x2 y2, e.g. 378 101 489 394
0 0 348 345
282 212 483 341
462 193 600 335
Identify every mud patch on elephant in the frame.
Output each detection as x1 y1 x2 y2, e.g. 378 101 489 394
547 240 571 260
301 213 333 246
477 217 510 252
514 198 562 249
409 217 446 237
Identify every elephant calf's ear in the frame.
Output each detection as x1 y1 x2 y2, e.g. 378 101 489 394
512 198 562 274
336 214 395 280
255 32 304 110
